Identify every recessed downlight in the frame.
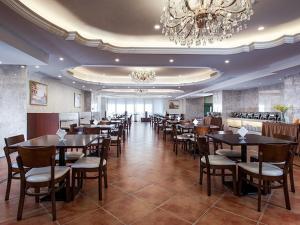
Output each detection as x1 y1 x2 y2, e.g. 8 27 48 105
35 65 40 69
72 81 76 84
154 24 161 30
58 75 62 78
169 59 174 63
115 58 120 62
20 65 25 68
59 57 64 61
82 85 85 88
225 60 230 64
258 26 265 31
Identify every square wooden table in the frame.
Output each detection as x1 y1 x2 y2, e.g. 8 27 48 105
11 134 100 166
206 133 297 162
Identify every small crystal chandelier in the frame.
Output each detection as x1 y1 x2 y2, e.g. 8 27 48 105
135 89 148 94
130 70 156 83
161 0 254 47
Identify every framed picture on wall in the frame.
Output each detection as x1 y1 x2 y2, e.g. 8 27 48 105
168 100 180 109
74 93 81 108
29 80 48 106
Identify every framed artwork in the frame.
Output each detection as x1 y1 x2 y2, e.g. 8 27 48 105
29 80 48 105
168 100 180 109
74 93 81 108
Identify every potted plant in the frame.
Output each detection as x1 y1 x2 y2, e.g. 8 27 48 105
273 104 289 122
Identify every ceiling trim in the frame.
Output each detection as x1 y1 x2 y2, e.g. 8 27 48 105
4 0 300 55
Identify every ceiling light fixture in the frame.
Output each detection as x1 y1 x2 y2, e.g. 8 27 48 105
169 59 174 63
258 26 265 31
72 81 76 84
58 75 62 78
130 70 156 83
115 58 120 62
35 65 40 69
59 57 64 61
20 65 25 68
225 60 230 64
161 0 254 47
154 24 161 30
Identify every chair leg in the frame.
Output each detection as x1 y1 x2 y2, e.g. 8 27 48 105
289 164 295 193
98 169 102 201
5 173 12 201
257 178 262 212
65 172 71 202
283 175 291 210
51 187 56 221
221 169 225 184
207 168 211 196
34 187 40 203
72 170 76 200
103 167 108 188
238 167 243 196
232 168 237 195
199 164 203 185
17 181 25 221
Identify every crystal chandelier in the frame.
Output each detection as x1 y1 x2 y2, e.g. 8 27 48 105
130 70 156 83
161 0 254 47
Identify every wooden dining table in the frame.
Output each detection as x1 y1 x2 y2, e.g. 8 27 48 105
11 134 100 166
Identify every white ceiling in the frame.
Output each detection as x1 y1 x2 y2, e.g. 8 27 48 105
1 0 300 98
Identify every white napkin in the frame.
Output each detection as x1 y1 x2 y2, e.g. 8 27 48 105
237 126 248 138
193 119 198 126
56 129 67 140
93 119 99 125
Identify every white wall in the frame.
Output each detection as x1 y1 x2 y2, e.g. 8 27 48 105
27 72 85 113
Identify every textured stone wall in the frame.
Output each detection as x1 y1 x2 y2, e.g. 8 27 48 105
0 65 27 156
185 97 205 120
83 91 91 112
213 91 223 112
240 88 259 112
284 74 300 121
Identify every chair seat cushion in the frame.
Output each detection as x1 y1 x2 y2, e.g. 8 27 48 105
201 155 236 166
238 162 283 176
25 166 70 183
165 128 172 131
174 135 190 140
216 149 241 158
111 136 119 141
71 157 106 169
55 152 84 161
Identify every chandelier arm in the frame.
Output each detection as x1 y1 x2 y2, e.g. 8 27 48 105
216 7 248 14
184 18 196 39
221 0 237 8
184 0 194 12
166 15 194 29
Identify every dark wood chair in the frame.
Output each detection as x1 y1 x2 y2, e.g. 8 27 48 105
83 127 101 155
163 120 172 140
250 134 296 193
71 138 111 200
110 125 123 157
173 125 191 155
4 135 26 201
191 126 210 159
16 146 70 221
238 144 292 211
214 130 242 159
197 137 237 196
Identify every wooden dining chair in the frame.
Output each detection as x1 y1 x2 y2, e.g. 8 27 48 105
16 146 70 221
110 125 123 157
214 131 242 159
172 125 191 155
250 134 297 193
163 120 172 140
191 126 210 159
238 144 292 211
197 137 237 196
71 138 111 200
4 135 26 201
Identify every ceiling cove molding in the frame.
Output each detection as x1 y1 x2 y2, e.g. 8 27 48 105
176 54 300 99
4 0 300 55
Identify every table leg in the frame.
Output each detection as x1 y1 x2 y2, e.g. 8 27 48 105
58 147 66 166
241 144 247 162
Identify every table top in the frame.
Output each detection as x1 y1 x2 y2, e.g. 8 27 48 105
207 134 297 146
11 135 100 148
79 124 115 129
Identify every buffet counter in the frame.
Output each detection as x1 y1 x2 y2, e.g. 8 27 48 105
226 118 266 133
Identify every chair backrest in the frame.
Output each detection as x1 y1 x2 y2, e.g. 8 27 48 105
17 146 56 168
100 138 111 161
84 127 100 135
272 133 297 153
196 137 210 165
117 125 124 138
100 120 109 125
5 134 25 148
194 126 210 136
69 124 78 134
258 144 291 166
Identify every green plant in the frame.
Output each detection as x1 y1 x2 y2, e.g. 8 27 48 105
273 104 289 113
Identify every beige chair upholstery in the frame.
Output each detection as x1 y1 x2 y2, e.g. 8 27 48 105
71 157 106 169
25 166 70 183
201 155 236 166
238 162 283 176
216 149 241 158
55 152 84 161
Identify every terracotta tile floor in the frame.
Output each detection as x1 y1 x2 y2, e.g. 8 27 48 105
1 123 300 224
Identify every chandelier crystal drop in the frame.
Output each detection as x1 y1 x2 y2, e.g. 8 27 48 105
160 0 254 47
130 70 156 83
